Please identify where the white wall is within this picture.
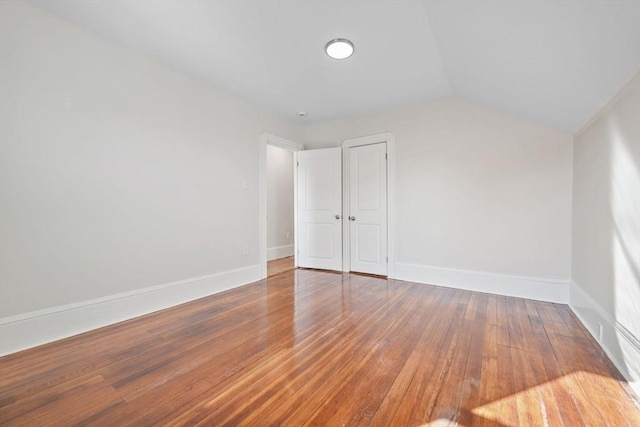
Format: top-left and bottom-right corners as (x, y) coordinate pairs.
(0, 1), (301, 353)
(266, 145), (294, 260)
(304, 98), (573, 301)
(571, 73), (640, 391)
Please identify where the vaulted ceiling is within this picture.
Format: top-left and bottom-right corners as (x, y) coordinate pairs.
(31, 0), (640, 132)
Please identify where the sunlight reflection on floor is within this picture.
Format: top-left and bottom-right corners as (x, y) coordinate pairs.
(420, 418), (460, 427)
(471, 370), (639, 426)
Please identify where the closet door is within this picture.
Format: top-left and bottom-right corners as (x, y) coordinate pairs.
(349, 143), (387, 275)
(297, 148), (342, 271)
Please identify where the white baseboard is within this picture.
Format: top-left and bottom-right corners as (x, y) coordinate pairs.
(0, 264), (262, 356)
(569, 281), (640, 397)
(393, 262), (570, 303)
(267, 244), (294, 261)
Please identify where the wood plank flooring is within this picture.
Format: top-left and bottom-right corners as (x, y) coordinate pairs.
(1, 269), (638, 426)
(267, 256), (295, 277)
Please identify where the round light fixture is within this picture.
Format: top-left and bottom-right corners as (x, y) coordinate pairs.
(325, 38), (354, 60)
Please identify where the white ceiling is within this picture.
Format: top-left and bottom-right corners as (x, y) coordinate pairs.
(424, 0), (640, 132)
(30, 0), (640, 132)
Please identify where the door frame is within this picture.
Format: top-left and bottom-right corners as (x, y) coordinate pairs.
(259, 132), (304, 279)
(342, 132), (396, 276)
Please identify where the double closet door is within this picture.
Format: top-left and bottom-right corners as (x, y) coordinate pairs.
(297, 143), (388, 276)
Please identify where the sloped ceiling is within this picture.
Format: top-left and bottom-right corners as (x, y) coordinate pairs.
(424, 0), (640, 132)
(29, 0), (640, 132)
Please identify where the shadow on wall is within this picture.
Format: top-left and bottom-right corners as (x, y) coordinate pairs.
(610, 106), (640, 384)
(571, 73), (640, 393)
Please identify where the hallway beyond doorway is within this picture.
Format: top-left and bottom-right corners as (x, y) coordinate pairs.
(267, 256), (295, 277)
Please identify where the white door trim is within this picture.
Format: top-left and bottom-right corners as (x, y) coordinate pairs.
(259, 132), (304, 279)
(342, 132), (395, 277)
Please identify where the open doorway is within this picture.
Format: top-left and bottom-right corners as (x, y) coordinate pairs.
(258, 133), (303, 279)
(266, 144), (295, 276)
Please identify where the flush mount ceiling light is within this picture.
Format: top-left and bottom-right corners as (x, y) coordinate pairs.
(325, 38), (354, 60)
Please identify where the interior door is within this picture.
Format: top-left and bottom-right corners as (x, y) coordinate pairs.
(297, 147), (342, 271)
(349, 143), (387, 275)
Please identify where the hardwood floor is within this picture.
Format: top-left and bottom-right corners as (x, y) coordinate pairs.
(267, 256), (295, 277)
(1, 269), (638, 426)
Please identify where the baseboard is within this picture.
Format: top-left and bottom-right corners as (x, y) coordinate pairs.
(267, 244), (294, 261)
(393, 262), (570, 303)
(569, 281), (640, 397)
(0, 264), (262, 356)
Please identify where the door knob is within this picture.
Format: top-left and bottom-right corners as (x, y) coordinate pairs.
(349, 216), (356, 221)
(335, 214), (341, 219)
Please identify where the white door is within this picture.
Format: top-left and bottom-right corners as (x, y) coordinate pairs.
(297, 147), (342, 271)
(349, 143), (387, 275)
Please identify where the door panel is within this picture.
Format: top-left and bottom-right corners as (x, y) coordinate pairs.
(297, 148), (342, 271)
(349, 143), (387, 275)
(306, 223), (334, 259)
